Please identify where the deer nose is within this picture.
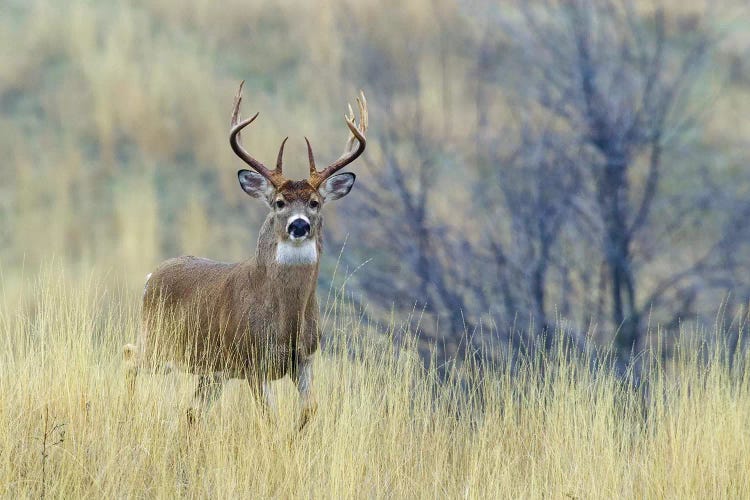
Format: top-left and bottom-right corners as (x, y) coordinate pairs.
(288, 218), (311, 238)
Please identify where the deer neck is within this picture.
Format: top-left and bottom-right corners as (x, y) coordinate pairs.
(250, 216), (321, 335)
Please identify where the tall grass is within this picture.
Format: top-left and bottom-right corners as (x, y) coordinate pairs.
(0, 271), (748, 497)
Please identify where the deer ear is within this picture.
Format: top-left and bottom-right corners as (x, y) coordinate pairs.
(238, 170), (274, 200)
(320, 173), (356, 201)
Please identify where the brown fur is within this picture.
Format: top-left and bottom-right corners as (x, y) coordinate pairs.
(276, 180), (318, 202)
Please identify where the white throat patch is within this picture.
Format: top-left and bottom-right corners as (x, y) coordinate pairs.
(276, 240), (318, 266)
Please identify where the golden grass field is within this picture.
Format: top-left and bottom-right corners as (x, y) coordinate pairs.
(0, 272), (748, 498)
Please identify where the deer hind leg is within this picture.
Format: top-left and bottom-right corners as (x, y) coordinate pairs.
(124, 343), (140, 400)
(125, 273), (153, 399)
(187, 373), (224, 425)
(123, 342), (176, 396)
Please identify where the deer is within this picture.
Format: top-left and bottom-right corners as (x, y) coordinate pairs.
(123, 81), (367, 430)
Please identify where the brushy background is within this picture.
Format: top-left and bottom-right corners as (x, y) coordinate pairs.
(2, 0), (750, 496)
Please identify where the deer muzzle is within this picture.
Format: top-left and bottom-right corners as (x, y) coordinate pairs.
(288, 216), (311, 240)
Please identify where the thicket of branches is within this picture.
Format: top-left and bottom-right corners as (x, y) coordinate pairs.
(332, 0), (750, 362)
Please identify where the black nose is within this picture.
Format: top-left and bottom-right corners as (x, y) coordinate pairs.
(288, 218), (311, 238)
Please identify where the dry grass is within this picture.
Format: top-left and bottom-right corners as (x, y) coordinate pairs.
(0, 271), (748, 498)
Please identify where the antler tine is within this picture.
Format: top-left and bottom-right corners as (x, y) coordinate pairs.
(305, 137), (316, 177)
(308, 90), (368, 188)
(229, 81), (286, 187)
(276, 137), (288, 173)
(230, 80), (245, 129)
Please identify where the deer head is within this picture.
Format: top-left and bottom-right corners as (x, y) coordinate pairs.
(230, 82), (367, 263)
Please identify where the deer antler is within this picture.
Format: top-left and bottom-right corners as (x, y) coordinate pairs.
(230, 81), (288, 187)
(307, 91), (368, 188)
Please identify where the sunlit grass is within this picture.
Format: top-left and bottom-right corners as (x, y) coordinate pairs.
(0, 272), (748, 497)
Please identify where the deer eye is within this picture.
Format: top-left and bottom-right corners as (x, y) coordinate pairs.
(309, 200), (319, 209)
(275, 200), (285, 209)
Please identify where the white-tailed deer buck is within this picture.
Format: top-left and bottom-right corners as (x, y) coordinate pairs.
(124, 82), (367, 430)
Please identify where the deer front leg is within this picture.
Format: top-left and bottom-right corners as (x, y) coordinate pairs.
(294, 356), (317, 431)
(187, 373), (224, 425)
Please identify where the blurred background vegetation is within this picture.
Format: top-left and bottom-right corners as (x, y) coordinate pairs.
(2, 0), (749, 365)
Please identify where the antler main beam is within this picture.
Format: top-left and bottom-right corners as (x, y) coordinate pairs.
(307, 91), (368, 188)
(229, 81), (288, 187)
